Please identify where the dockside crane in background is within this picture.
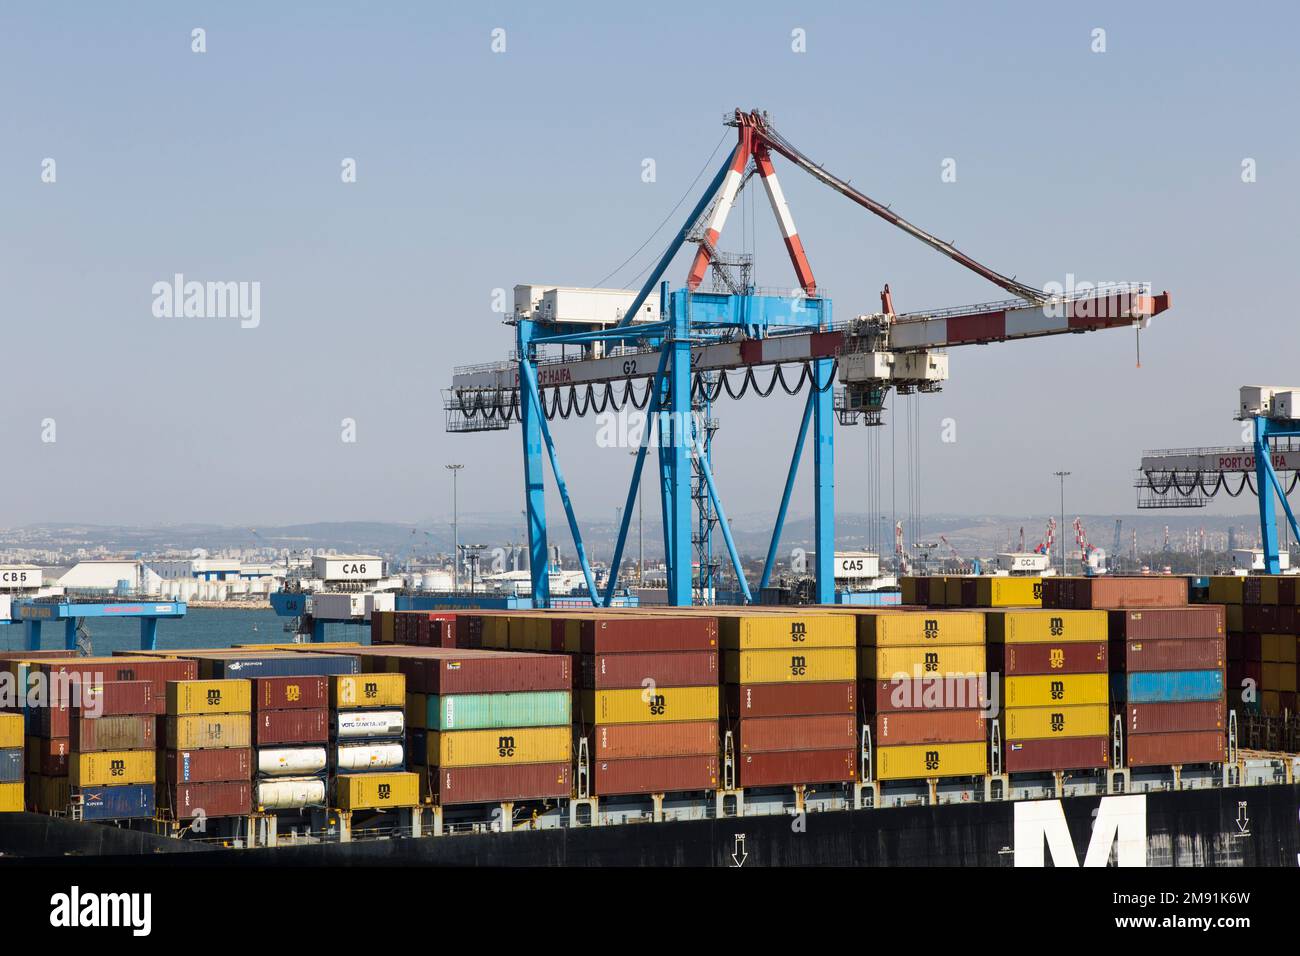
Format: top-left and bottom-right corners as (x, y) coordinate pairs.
(446, 109), (1172, 607)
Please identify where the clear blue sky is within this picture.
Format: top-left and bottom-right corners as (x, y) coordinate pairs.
(2, 1), (1296, 529)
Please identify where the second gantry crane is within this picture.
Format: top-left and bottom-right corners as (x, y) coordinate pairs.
(446, 109), (1172, 608)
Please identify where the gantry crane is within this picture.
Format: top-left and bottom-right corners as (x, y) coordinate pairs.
(446, 109), (1172, 607)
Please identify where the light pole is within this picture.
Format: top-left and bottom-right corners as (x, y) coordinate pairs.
(446, 464), (464, 591)
(1053, 471), (1070, 575)
(629, 450), (644, 587)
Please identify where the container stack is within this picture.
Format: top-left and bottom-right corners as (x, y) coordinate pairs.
(579, 614), (719, 797)
(1204, 576), (1299, 719)
(253, 676), (329, 813)
(332, 673), (407, 776)
(860, 611), (988, 781)
(0, 713), (22, 813)
(1109, 606), (1228, 766)
(725, 611), (857, 789)
(66, 680), (158, 821)
(163, 679), (254, 822)
(986, 610), (1110, 772)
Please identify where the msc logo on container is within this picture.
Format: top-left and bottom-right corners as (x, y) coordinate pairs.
(1049, 648), (1065, 669)
(924, 750), (940, 771)
(377, 783), (391, 800)
(1049, 617), (1064, 637)
(1015, 794), (1146, 867)
(1050, 680), (1064, 701)
(363, 682), (378, 699)
(206, 689), (222, 707)
(109, 759), (126, 777)
(1050, 712), (1065, 733)
(497, 735), (516, 758)
(790, 622), (806, 642)
(923, 619), (939, 640)
(923, 652), (939, 673)
(789, 655), (807, 677)
(285, 684), (301, 702)
(1032, 582), (1044, 600)
(648, 693), (666, 716)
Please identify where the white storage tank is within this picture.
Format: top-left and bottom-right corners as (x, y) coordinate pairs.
(256, 777), (327, 810)
(335, 742), (405, 772)
(335, 710), (405, 738)
(258, 747), (328, 777)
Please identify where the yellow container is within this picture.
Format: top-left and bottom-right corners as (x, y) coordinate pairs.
(985, 610), (1108, 644)
(166, 679), (251, 715)
(70, 750), (156, 787)
(719, 613), (855, 649)
(1005, 673), (1109, 708)
(725, 647), (855, 684)
(943, 578), (964, 607)
(1208, 576), (1245, 605)
(901, 578), (920, 605)
(166, 714), (252, 749)
(336, 772), (420, 810)
(857, 610), (986, 647)
(406, 693), (428, 730)
(560, 618), (581, 653)
(33, 775), (70, 813)
(372, 612), (394, 644)
(482, 617), (508, 649)
(1262, 634), (1298, 664)
(1226, 604), (1244, 632)
(877, 742), (987, 780)
(1004, 704), (1109, 740)
(434, 726), (571, 767)
(333, 673), (405, 709)
(861, 644), (986, 680)
(0, 781), (22, 813)
(1261, 663), (1297, 692)
(584, 686), (719, 724)
(972, 577), (1043, 608)
(1260, 576), (1280, 605)
(0, 714), (21, 750)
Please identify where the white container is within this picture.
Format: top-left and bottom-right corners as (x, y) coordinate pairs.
(311, 592), (367, 620)
(335, 710), (405, 739)
(335, 742), (405, 772)
(256, 776), (327, 810)
(311, 555), (383, 582)
(537, 286), (658, 326)
(258, 747), (328, 777)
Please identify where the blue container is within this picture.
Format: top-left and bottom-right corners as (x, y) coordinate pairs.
(209, 654), (359, 679)
(78, 784), (155, 820)
(0, 748), (23, 783)
(1124, 670), (1224, 703)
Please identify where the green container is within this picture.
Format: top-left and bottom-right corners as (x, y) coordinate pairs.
(430, 691), (572, 731)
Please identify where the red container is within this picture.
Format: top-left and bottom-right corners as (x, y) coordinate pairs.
(725, 681), (856, 718)
(592, 754), (719, 796)
(454, 614), (491, 649)
(253, 676), (328, 711)
(1125, 730), (1225, 766)
(994, 642), (1108, 676)
(70, 714), (155, 751)
(170, 781), (252, 818)
(583, 651), (718, 689)
(1004, 736), (1108, 772)
(163, 748), (253, 784)
(436, 762), (571, 805)
(255, 708), (328, 746)
(869, 676), (991, 713)
(1227, 661), (1261, 689)
(738, 748), (856, 787)
(1242, 605), (1281, 633)
(1043, 576), (1188, 610)
(1126, 700), (1225, 734)
(1242, 577), (1262, 605)
(1107, 607), (1225, 640)
(1112, 637), (1226, 672)
(737, 714), (857, 752)
(875, 709), (985, 745)
(37, 680), (155, 737)
(418, 653), (572, 695)
(1228, 633), (1262, 661)
(411, 613), (457, 648)
(31, 737), (70, 776)
(38, 659), (198, 714)
(579, 617), (718, 655)
(591, 721), (718, 759)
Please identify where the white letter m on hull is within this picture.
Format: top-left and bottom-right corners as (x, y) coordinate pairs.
(1014, 794), (1146, 867)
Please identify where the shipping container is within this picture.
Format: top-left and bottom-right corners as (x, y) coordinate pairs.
(434, 691), (571, 731)
(725, 681), (856, 718)
(860, 645), (985, 680)
(70, 750), (155, 787)
(253, 676), (328, 711)
(593, 754), (719, 795)
(856, 610), (986, 646)
(869, 676), (991, 713)
(38, 658), (198, 714)
(737, 714), (857, 752)
(590, 721), (718, 759)
(0, 748), (22, 783)
(964, 576), (1043, 608)
(876, 741), (986, 780)
(31, 774), (70, 813)
(257, 776), (327, 809)
(583, 686), (718, 725)
(70, 714), (154, 751)
(1262, 662), (1297, 692)
(582, 651), (718, 690)
(335, 771), (419, 809)
(1043, 576), (1188, 609)
(38, 681), (154, 737)
(1005, 673), (1108, 708)
(256, 708), (328, 746)
(335, 710), (405, 739)
(1126, 700), (1225, 734)
(1262, 633), (1299, 663)
(739, 747), (857, 787)
(875, 709), (985, 745)
(1125, 730), (1226, 766)
(726, 647), (855, 684)
(433, 726), (571, 767)
(1003, 704), (1110, 739)
(166, 714), (253, 749)
(992, 641), (1108, 675)
(1207, 576), (1245, 605)
(333, 673), (406, 709)
(580, 616), (717, 655)
(984, 610), (1109, 644)
(1228, 632), (1261, 661)
(0, 714), (21, 749)
(1003, 736), (1108, 773)
(257, 746), (328, 777)
(163, 747), (251, 784)
(418, 653), (572, 695)
(171, 780), (253, 818)
(335, 742), (405, 772)
(27, 735), (69, 776)
(436, 762), (571, 805)
(77, 783), (154, 820)
(166, 679), (251, 716)
(718, 614), (855, 650)
(1120, 670), (1224, 703)
(1112, 638), (1226, 672)
(1107, 607), (1225, 640)
(203, 654), (359, 680)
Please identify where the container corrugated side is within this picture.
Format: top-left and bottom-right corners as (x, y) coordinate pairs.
(70, 715), (155, 751)
(593, 755), (719, 795)
(1262, 633), (1299, 663)
(972, 576), (1043, 607)
(856, 610), (986, 646)
(726, 647), (855, 684)
(171, 780), (253, 818)
(992, 641), (1108, 675)
(70, 750), (155, 787)
(737, 714), (857, 752)
(739, 748), (857, 787)
(1120, 670), (1224, 703)
(1004, 673), (1108, 708)
(436, 762), (571, 805)
(166, 714), (253, 749)
(207, 655), (360, 680)
(591, 721), (717, 759)
(0, 748), (22, 783)
(1112, 637), (1226, 672)
(875, 709), (985, 745)
(1126, 700), (1225, 734)
(876, 742), (986, 780)
(433, 726), (571, 767)
(0, 781), (21, 812)
(580, 617), (717, 654)
(868, 676), (990, 713)
(584, 686), (718, 724)
(1126, 730), (1225, 766)
(583, 651), (718, 689)
(1207, 576), (1245, 605)
(0, 714), (22, 750)
(435, 691), (571, 730)
(254, 676), (328, 711)
(860, 645), (985, 680)
(1003, 704), (1110, 739)
(718, 613), (855, 650)
(77, 783), (155, 820)
(984, 610), (1108, 643)
(256, 708), (328, 746)
(166, 679), (251, 715)
(336, 772), (419, 809)
(725, 681), (856, 718)
(1003, 737), (1108, 772)
(332, 673), (406, 709)
(1107, 607), (1225, 640)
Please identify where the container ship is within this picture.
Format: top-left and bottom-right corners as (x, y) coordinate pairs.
(2, 575), (1298, 867)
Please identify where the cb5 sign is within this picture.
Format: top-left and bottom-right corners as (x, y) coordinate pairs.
(1014, 794), (1147, 867)
(0, 568), (40, 588)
